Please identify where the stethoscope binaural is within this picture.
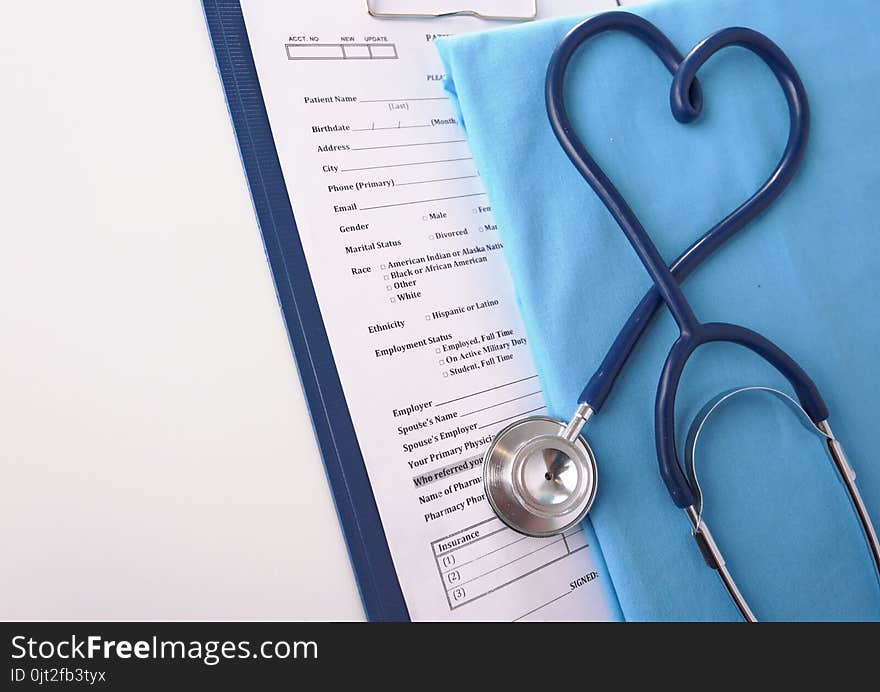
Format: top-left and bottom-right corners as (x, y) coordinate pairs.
(482, 11), (880, 620)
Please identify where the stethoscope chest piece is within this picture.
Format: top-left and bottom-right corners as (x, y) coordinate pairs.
(483, 416), (598, 537)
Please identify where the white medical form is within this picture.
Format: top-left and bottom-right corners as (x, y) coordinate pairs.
(240, 0), (621, 620)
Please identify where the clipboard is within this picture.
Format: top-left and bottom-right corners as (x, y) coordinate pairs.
(202, 0), (409, 621)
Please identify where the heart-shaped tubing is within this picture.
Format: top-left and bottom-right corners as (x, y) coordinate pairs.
(545, 12), (828, 507)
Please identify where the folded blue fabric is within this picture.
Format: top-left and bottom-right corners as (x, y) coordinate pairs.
(437, 0), (880, 620)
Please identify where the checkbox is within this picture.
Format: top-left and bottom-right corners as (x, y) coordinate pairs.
(390, 297), (396, 303)
(435, 348), (441, 353)
(425, 315), (431, 321)
(442, 371), (448, 377)
(386, 285), (392, 291)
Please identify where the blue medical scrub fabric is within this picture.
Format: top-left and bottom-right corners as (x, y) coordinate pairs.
(437, 0), (880, 620)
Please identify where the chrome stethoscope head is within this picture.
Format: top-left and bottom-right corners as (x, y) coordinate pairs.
(483, 404), (597, 537)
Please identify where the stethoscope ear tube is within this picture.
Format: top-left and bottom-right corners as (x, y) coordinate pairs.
(684, 386), (827, 520)
(683, 386), (880, 621)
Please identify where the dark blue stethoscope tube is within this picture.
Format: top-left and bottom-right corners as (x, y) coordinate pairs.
(545, 12), (828, 507)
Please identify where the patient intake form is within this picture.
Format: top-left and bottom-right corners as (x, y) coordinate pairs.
(240, 0), (619, 620)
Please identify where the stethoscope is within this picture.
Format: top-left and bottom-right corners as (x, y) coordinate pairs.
(482, 12), (880, 621)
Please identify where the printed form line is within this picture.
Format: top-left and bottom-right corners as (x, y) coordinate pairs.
(438, 535), (530, 574)
(360, 97), (449, 103)
(435, 375), (540, 407)
(514, 591), (573, 622)
(478, 406), (547, 430)
(341, 157), (472, 172)
(454, 537), (567, 589)
(360, 192), (485, 211)
(459, 391), (543, 418)
(435, 526), (510, 559)
(397, 174), (479, 187)
(350, 124), (432, 132)
(446, 548), (587, 611)
(351, 139), (466, 151)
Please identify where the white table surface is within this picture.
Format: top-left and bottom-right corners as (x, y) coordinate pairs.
(0, 1), (364, 620)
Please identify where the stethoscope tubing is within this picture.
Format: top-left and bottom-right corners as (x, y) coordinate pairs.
(545, 12), (827, 507)
(546, 13), (813, 415)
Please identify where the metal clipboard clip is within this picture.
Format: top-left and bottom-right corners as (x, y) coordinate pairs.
(365, 0), (538, 21)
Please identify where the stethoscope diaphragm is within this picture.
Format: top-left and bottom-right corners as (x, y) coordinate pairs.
(483, 416), (597, 537)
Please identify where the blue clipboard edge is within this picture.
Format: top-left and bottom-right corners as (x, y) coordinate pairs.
(202, 0), (410, 622)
